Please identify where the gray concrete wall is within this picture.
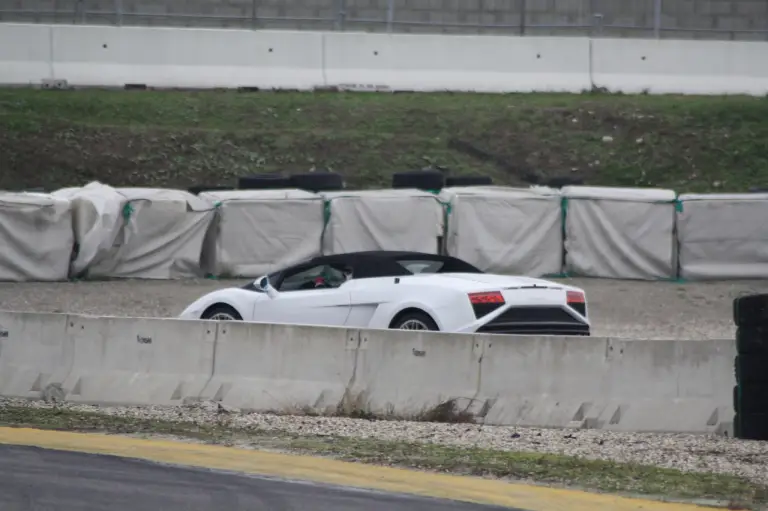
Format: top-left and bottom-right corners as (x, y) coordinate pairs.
(0, 0), (766, 40)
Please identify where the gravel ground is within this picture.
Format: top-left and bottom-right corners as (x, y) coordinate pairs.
(0, 277), (765, 339)
(3, 398), (768, 487)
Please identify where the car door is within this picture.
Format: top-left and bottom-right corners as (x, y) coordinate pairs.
(250, 264), (352, 327)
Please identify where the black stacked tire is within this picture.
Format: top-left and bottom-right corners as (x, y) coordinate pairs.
(238, 174), (291, 190)
(392, 170), (445, 191)
(733, 293), (768, 440)
(736, 326), (768, 355)
(445, 175), (493, 187)
(288, 171), (344, 192)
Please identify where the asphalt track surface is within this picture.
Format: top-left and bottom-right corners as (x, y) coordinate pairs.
(0, 444), (518, 511)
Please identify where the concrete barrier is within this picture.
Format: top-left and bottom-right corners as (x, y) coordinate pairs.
(0, 24), (52, 86)
(48, 24), (324, 89)
(322, 32), (591, 93)
(591, 38), (768, 95)
(0, 311), (216, 405)
(0, 310), (737, 434)
(479, 336), (735, 435)
(0, 311), (73, 401)
(2, 23), (766, 95)
(198, 321), (356, 412)
(349, 328), (486, 417)
(62, 315), (217, 406)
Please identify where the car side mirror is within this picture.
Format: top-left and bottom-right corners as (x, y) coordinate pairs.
(256, 276), (279, 299)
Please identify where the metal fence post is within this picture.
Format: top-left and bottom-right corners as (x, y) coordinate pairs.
(653, 0), (662, 38)
(386, 0), (395, 33)
(335, 0), (346, 31)
(114, 0), (123, 26)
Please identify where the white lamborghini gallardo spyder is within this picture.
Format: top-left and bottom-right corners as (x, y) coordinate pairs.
(179, 251), (590, 336)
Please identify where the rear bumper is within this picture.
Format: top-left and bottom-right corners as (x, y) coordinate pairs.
(472, 305), (590, 336)
(475, 323), (591, 336)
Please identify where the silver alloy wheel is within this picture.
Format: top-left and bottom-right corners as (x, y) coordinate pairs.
(210, 312), (236, 321)
(399, 319), (430, 330)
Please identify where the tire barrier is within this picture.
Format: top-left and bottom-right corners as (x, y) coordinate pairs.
(733, 293), (768, 440)
(445, 175), (494, 187)
(288, 171), (345, 193)
(392, 170), (445, 191)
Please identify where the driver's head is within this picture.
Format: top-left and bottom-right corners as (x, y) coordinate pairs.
(342, 265), (353, 281)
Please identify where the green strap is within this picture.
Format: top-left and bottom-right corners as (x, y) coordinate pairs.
(122, 202), (134, 220)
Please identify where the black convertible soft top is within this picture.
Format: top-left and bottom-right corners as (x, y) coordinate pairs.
(294, 251), (484, 279)
(242, 251), (484, 291)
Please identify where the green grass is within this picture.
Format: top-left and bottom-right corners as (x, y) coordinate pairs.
(1, 405), (766, 509)
(1, 88), (767, 192)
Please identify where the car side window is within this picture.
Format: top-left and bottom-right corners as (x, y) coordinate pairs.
(277, 264), (346, 292)
(397, 259), (444, 274)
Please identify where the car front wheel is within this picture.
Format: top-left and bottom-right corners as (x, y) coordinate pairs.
(201, 304), (243, 321)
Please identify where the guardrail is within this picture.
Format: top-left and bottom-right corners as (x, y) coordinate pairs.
(2, 183), (768, 282)
(0, 309), (736, 435)
(1, 23), (767, 95)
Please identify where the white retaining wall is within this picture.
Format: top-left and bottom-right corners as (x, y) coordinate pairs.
(1, 23), (766, 95)
(0, 310), (736, 435)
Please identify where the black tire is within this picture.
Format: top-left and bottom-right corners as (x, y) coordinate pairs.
(390, 311), (439, 331)
(734, 294), (768, 327)
(736, 326), (768, 355)
(735, 355), (768, 384)
(188, 185), (234, 195)
(201, 304), (243, 321)
(736, 412), (768, 440)
(238, 174), (291, 190)
(735, 383), (768, 414)
(288, 171), (344, 192)
(392, 170), (445, 191)
(446, 175), (494, 187)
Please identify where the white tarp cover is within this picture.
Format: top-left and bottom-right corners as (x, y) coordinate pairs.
(86, 188), (217, 279)
(0, 192), (74, 282)
(198, 189), (324, 277)
(51, 181), (124, 277)
(678, 193), (768, 280)
(439, 186), (563, 276)
(562, 186), (677, 280)
(321, 189), (444, 255)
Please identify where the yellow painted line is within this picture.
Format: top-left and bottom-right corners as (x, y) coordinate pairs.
(0, 427), (710, 511)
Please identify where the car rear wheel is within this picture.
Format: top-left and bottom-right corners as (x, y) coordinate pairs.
(202, 304), (242, 321)
(391, 311), (439, 331)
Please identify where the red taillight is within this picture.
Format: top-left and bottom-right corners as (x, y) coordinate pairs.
(566, 291), (585, 304)
(469, 291), (505, 304)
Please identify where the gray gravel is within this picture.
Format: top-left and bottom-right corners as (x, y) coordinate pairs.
(3, 398), (768, 487)
(0, 277), (765, 339)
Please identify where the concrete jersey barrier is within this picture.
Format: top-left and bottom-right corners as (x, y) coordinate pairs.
(0, 310), (736, 435)
(1, 23), (766, 95)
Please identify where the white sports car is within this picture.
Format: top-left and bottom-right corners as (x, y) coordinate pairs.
(179, 251), (590, 336)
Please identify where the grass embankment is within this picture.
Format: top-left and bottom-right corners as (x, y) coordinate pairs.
(1, 405), (765, 509)
(0, 89), (767, 192)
